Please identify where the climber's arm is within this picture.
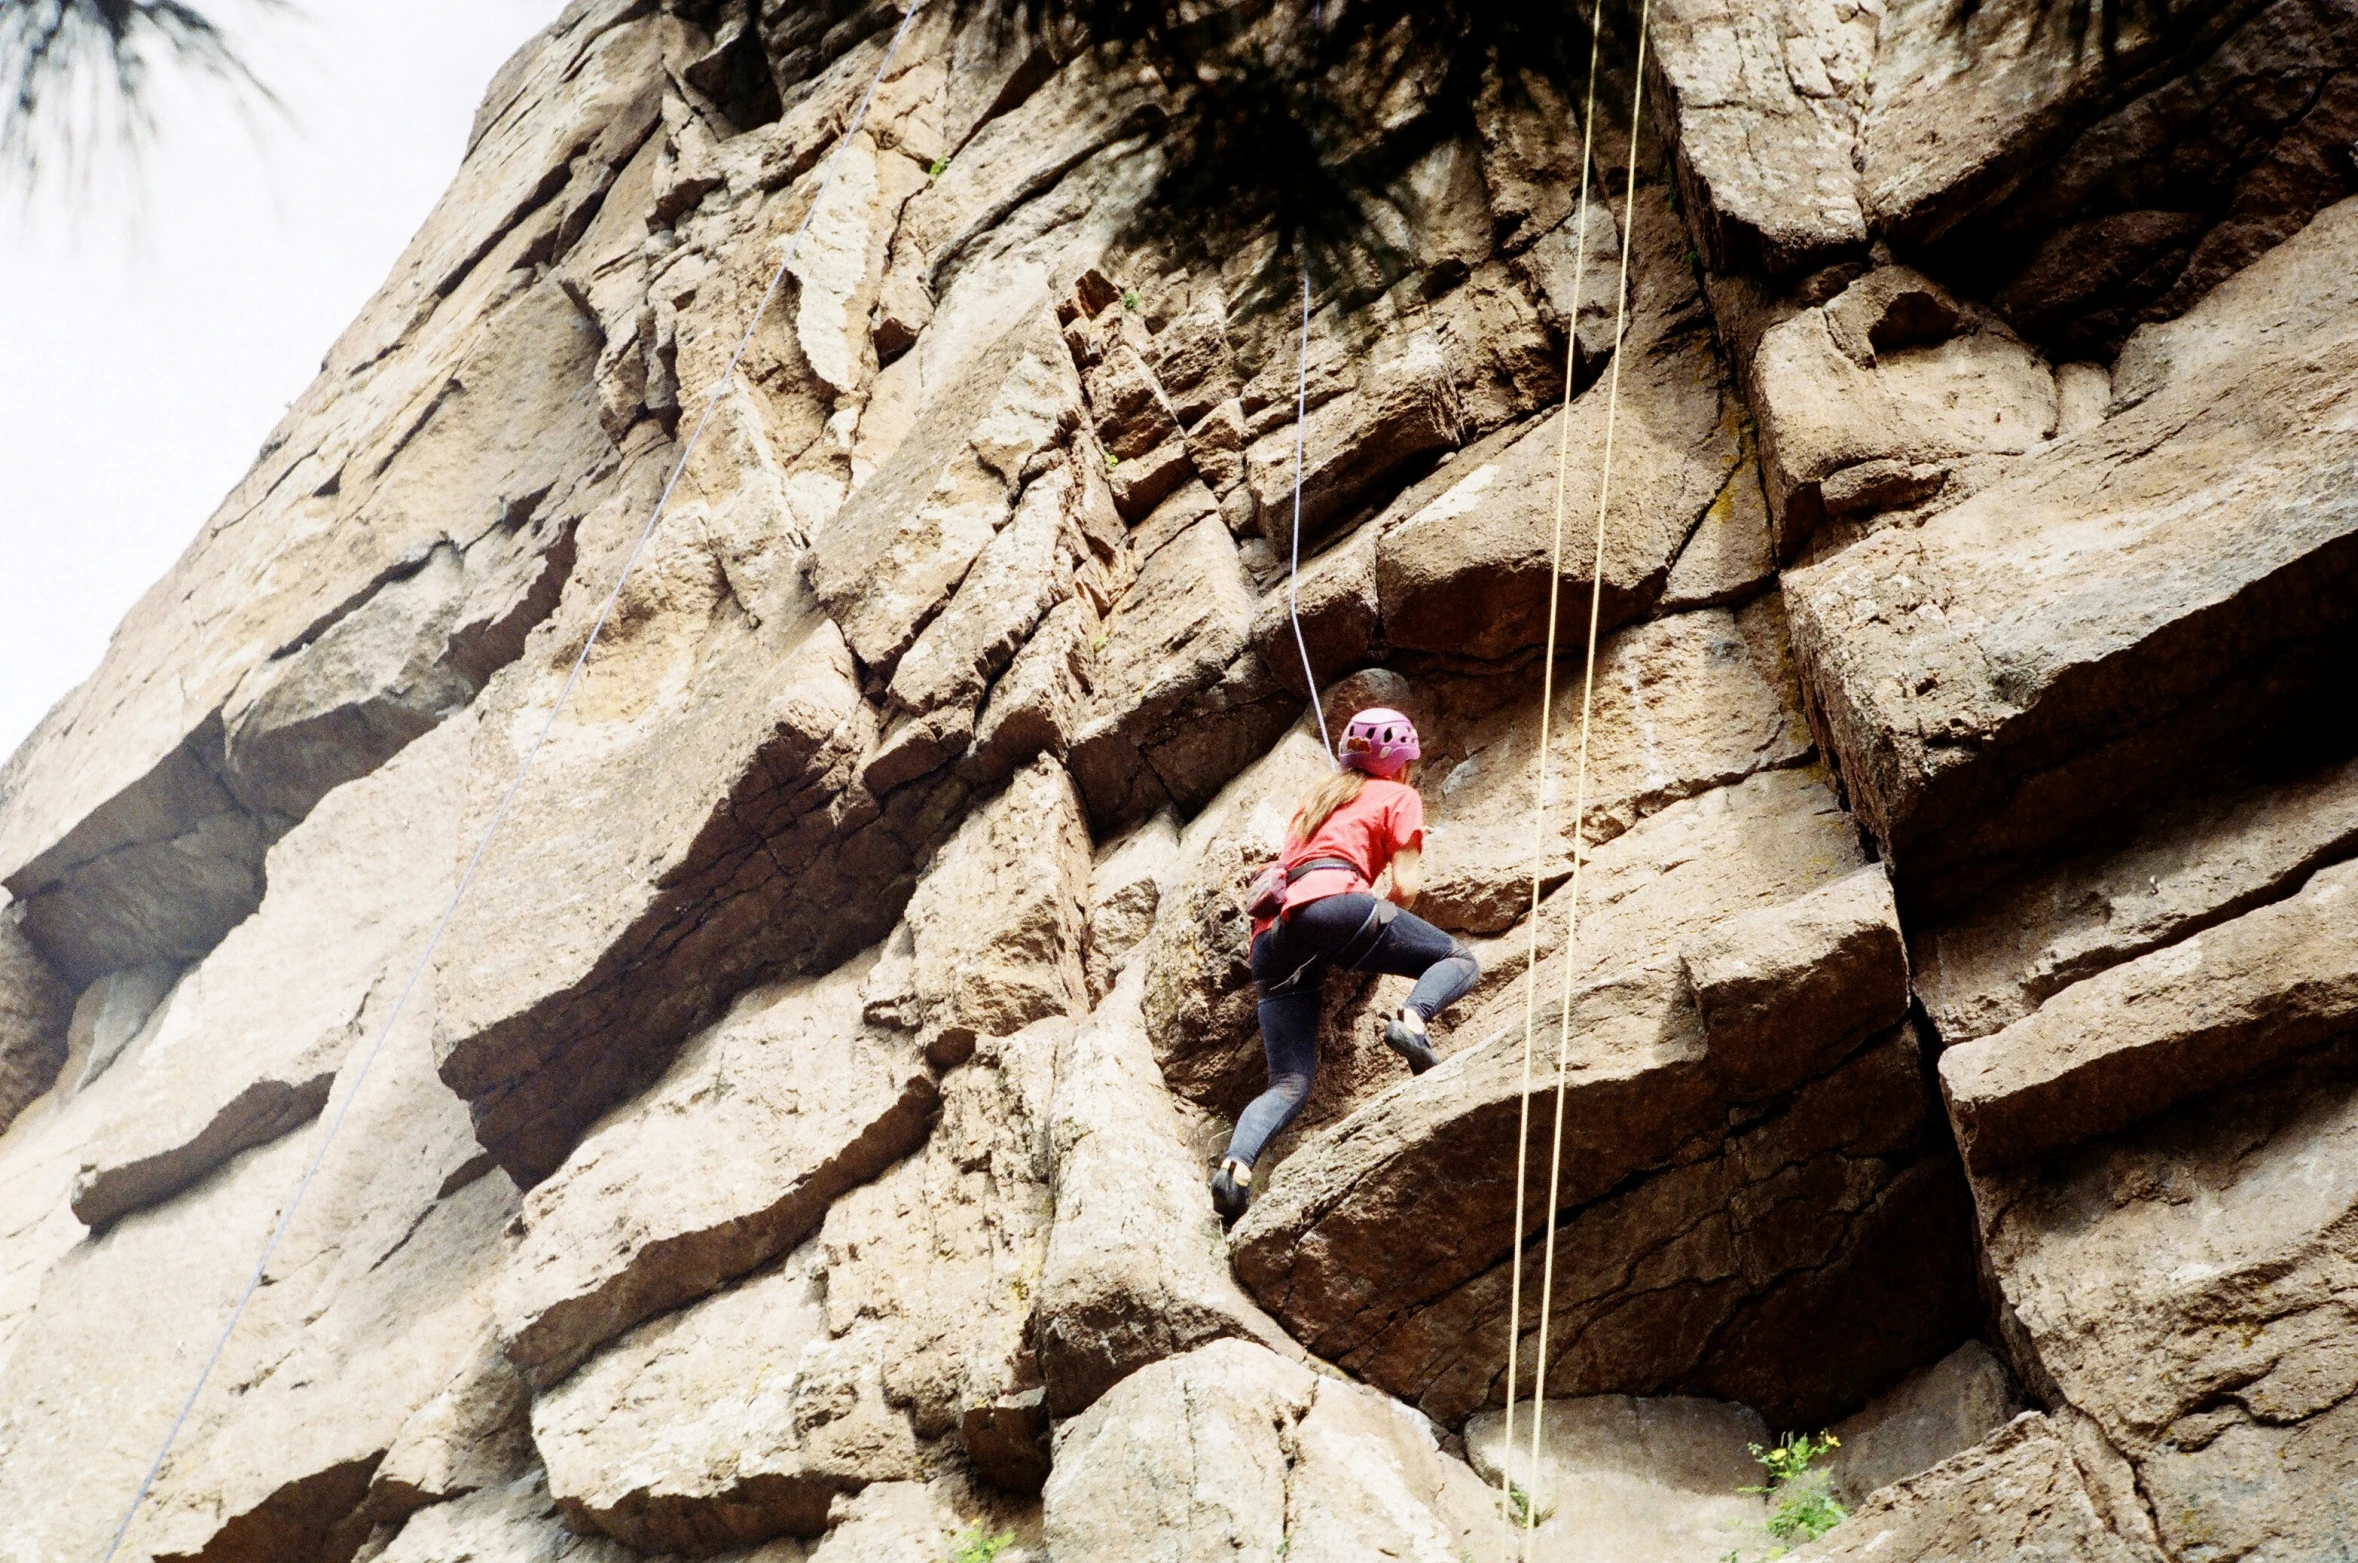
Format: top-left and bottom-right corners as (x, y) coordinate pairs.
(1388, 847), (1422, 909)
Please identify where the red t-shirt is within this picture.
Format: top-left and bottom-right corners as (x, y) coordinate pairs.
(1256, 779), (1425, 936)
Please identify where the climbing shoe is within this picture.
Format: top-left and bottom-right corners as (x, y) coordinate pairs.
(1210, 1158), (1253, 1227)
(1383, 1008), (1439, 1075)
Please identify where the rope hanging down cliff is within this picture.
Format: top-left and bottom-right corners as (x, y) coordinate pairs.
(1286, 1), (1333, 759)
(94, 12), (927, 1560)
(1497, 4), (1652, 1551)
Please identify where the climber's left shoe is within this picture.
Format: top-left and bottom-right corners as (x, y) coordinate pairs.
(1210, 1158), (1253, 1227)
(1383, 1008), (1439, 1075)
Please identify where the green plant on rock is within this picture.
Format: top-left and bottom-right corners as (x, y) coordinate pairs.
(948, 1522), (1017, 1563)
(1503, 1480), (1553, 1531)
(929, 155), (950, 177)
(1120, 286), (1141, 312)
(1724, 1432), (1847, 1560)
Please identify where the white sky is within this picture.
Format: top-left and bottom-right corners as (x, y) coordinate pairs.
(0, 0), (569, 761)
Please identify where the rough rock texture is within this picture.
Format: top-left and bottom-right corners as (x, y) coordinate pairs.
(498, 952), (937, 1387)
(1969, 1051), (2358, 1560)
(533, 1237), (921, 1552)
(1462, 1395), (1766, 1563)
(1039, 969), (1298, 1417)
(0, 910), (69, 1136)
(2, 2), (2353, 1559)
(1823, 1339), (2024, 1508)
(1912, 751), (2358, 1045)
(1941, 858), (2358, 1172)
(1790, 1413), (2160, 1561)
(70, 711), (476, 1230)
(1042, 1339), (1510, 1563)
(1784, 193), (2358, 912)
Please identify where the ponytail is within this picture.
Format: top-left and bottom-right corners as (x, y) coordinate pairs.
(1288, 770), (1367, 845)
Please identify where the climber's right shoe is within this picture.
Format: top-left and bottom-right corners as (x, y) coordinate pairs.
(1210, 1157), (1253, 1227)
(1384, 1008), (1439, 1074)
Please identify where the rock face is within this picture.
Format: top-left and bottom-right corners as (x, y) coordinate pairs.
(1462, 1394), (1767, 1563)
(1042, 1339), (1510, 1563)
(0, 1), (2352, 1560)
(0, 910), (69, 1136)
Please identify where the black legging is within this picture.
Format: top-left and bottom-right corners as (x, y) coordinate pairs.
(1223, 893), (1480, 1168)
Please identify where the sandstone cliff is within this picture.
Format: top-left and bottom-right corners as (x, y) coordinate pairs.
(0, 0), (2352, 1559)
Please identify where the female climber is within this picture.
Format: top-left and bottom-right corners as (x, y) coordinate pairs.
(1211, 706), (1480, 1224)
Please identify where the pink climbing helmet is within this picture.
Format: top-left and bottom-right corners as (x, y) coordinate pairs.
(1338, 707), (1420, 778)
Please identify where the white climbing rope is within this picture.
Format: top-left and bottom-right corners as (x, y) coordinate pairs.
(1499, 5), (1652, 1554)
(1288, 259), (1333, 757)
(93, 9), (926, 1559)
(1287, 4), (1333, 759)
(1498, 0), (1609, 1539)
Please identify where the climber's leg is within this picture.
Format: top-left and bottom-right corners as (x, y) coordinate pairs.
(1349, 904), (1480, 1018)
(1225, 984), (1321, 1170)
(1346, 905), (1478, 1074)
(1212, 917), (1334, 1223)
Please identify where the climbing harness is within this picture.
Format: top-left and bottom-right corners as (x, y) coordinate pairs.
(1497, 2), (1652, 1553)
(93, 10), (927, 1560)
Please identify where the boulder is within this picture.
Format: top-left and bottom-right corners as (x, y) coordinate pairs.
(1066, 514), (1297, 832)
(533, 1238), (921, 1552)
(885, 465), (1080, 735)
(1082, 809), (1179, 1000)
(817, 1021), (1059, 1489)
(898, 758), (1092, 1066)
(1788, 1414), (2159, 1561)
(1940, 858), (2358, 1172)
(1041, 1338), (1510, 1563)
(1658, 450), (1773, 611)
(1783, 195), (2358, 911)
(971, 596), (1096, 781)
(1750, 268), (2057, 554)
(1248, 524), (1381, 699)
(1230, 770), (1977, 1426)
(1462, 1394), (1766, 1562)
(1682, 865), (1909, 1097)
(0, 910), (69, 1136)
(1037, 968), (1299, 1417)
(430, 540), (917, 1186)
(70, 712), (474, 1230)
(1646, 0), (1874, 276)
(807, 311), (1079, 676)
(1823, 1340), (2023, 1508)
(497, 951), (937, 1388)
(1243, 333), (1464, 552)
(1970, 1048), (2358, 1558)
(1374, 190), (1739, 660)
(781, 130), (927, 402)
(807, 1481), (970, 1563)
(1875, 0), (2358, 358)
(369, 1472), (642, 1563)
(64, 959), (180, 1094)
(1913, 752), (2358, 1045)
(1858, 0), (2246, 248)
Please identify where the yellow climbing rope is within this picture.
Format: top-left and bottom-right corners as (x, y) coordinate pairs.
(1498, 2), (1652, 1551)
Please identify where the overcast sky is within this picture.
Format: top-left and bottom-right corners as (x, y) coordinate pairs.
(0, 0), (568, 761)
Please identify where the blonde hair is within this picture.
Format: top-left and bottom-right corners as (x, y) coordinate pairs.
(1288, 770), (1367, 845)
